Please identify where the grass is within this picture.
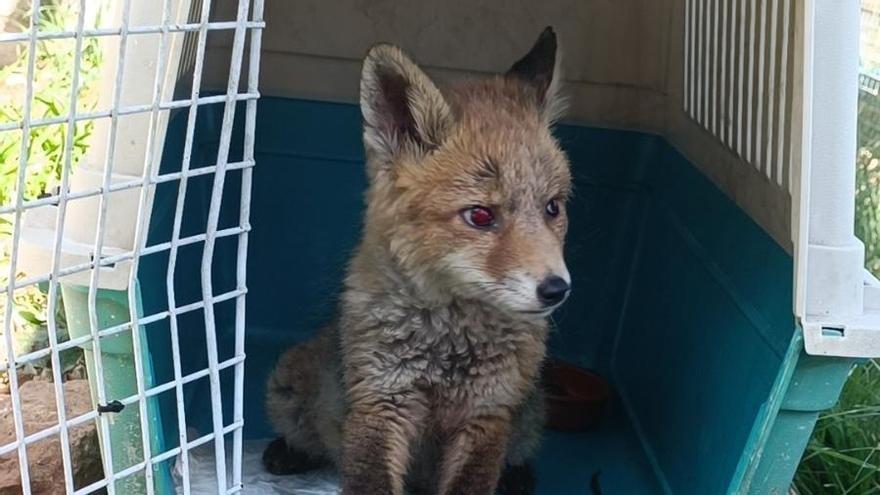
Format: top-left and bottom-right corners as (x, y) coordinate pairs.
(796, 361), (880, 494)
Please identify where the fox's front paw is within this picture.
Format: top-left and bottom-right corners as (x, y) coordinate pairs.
(496, 463), (536, 495)
(262, 437), (328, 475)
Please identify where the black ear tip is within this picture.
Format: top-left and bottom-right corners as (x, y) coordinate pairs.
(531, 27), (557, 58)
(539, 26), (557, 46)
(507, 25), (558, 90)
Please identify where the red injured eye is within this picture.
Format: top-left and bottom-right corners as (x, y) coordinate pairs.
(462, 206), (495, 229)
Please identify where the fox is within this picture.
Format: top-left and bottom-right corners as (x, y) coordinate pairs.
(262, 27), (572, 495)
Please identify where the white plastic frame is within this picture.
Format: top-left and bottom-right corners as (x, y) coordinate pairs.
(795, 0), (880, 358)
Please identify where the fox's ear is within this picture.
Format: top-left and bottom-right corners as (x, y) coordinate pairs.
(507, 26), (565, 122)
(360, 44), (453, 165)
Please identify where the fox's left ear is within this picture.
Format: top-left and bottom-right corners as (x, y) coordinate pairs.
(507, 26), (565, 122)
(360, 43), (453, 168)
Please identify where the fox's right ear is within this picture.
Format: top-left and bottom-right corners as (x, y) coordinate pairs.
(360, 44), (453, 168)
(507, 26), (565, 123)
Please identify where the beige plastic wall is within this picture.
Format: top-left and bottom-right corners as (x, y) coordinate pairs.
(198, 0), (796, 252)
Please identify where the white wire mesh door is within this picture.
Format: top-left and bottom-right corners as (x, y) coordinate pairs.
(0, 0), (263, 493)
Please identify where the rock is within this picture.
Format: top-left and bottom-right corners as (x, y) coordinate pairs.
(0, 379), (103, 494)
(64, 360), (87, 381)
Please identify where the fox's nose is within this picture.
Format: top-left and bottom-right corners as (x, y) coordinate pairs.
(536, 276), (570, 306)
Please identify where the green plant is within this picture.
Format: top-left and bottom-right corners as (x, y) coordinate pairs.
(856, 148), (880, 276)
(0, 0), (103, 210)
(795, 361), (880, 494)
(0, 0), (103, 380)
(0, 268), (78, 377)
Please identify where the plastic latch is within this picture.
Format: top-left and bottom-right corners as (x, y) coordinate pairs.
(803, 317), (880, 358)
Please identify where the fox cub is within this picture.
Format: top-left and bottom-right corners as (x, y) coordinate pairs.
(263, 27), (572, 495)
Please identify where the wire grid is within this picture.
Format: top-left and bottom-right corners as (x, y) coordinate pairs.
(0, 0), (264, 493)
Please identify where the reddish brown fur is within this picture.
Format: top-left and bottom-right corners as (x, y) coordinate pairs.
(264, 27), (571, 495)
(396, 78), (570, 285)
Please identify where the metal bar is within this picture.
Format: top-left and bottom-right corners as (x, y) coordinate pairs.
(0, 355), (244, 456)
(0, 287), (248, 373)
(42, 0), (91, 491)
(0, 92), (259, 133)
(198, 0), (252, 488)
(232, 0), (264, 488)
(0, 20), (264, 43)
(3, 0), (263, 492)
(1, 1), (44, 491)
(162, 0), (220, 489)
(122, 0), (182, 486)
(3, 225), (249, 295)
(82, 0), (136, 492)
(0, 159), (255, 216)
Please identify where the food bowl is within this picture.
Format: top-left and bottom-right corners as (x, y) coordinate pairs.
(542, 360), (612, 431)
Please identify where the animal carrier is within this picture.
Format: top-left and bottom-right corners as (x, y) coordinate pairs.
(0, 0), (875, 494)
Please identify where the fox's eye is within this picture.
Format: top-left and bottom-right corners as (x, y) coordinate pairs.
(546, 199), (561, 218)
(462, 206), (495, 229)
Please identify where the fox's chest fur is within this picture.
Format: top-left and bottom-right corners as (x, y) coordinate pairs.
(340, 285), (547, 418)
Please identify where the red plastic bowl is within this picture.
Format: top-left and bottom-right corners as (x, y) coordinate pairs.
(543, 361), (611, 431)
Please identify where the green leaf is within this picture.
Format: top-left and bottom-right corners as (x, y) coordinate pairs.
(15, 310), (45, 326)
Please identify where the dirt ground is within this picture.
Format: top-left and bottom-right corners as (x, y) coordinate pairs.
(0, 379), (103, 494)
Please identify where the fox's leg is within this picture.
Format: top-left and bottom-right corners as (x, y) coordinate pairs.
(340, 394), (427, 495)
(438, 415), (511, 495)
(405, 438), (440, 495)
(263, 329), (338, 474)
(496, 385), (544, 495)
(262, 437), (329, 475)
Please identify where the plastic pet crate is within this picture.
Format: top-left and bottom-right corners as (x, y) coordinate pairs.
(167, 0), (872, 493)
(5, 0), (879, 494)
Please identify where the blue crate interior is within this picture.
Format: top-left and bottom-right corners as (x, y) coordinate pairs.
(138, 97), (795, 494)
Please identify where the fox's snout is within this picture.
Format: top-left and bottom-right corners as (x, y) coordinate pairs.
(503, 247), (571, 315)
(537, 274), (570, 307)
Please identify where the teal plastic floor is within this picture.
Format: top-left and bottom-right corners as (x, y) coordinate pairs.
(535, 400), (663, 494)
